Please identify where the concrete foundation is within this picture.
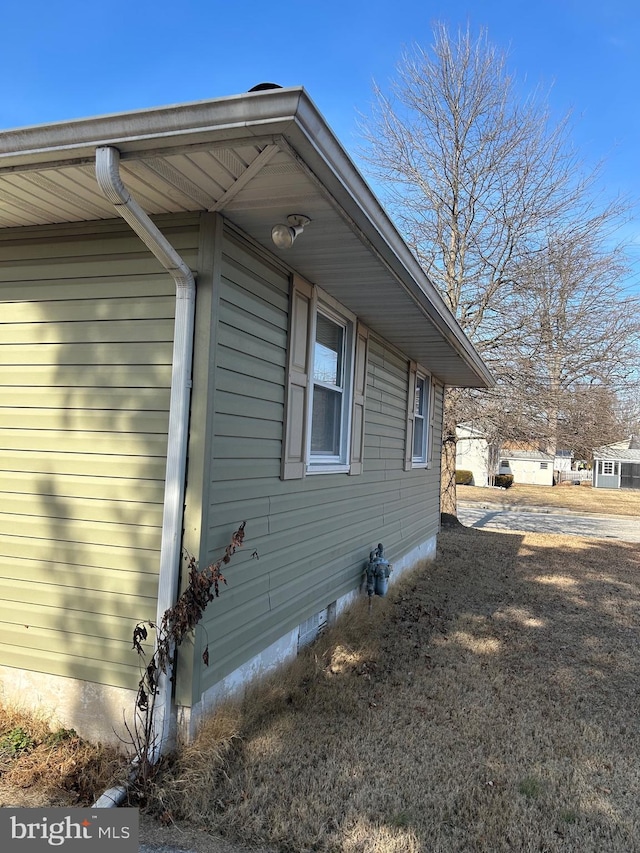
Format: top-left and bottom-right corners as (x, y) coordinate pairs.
(0, 665), (136, 747)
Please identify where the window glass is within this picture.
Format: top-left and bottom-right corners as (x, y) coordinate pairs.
(313, 314), (343, 385)
(413, 417), (426, 460)
(414, 378), (424, 418)
(311, 386), (342, 456)
(309, 308), (351, 467)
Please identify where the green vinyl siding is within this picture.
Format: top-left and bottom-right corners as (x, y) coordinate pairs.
(0, 214), (199, 690)
(186, 230), (444, 705)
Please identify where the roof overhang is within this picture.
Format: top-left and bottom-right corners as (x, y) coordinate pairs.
(0, 87), (493, 388)
(594, 446), (640, 462)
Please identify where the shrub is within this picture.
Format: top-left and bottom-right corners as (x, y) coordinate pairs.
(493, 474), (514, 488)
(455, 469), (473, 485)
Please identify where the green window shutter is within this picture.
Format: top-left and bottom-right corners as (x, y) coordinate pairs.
(404, 360), (417, 471)
(349, 322), (369, 476)
(281, 275), (313, 480)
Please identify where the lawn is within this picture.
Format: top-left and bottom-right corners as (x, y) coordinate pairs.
(144, 526), (640, 852)
(3, 526), (640, 853)
(457, 482), (640, 516)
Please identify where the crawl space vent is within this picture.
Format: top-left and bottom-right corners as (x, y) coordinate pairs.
(297, 607), (328, 651)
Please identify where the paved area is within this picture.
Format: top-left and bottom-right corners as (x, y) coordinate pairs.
(458, 502), (640, 542)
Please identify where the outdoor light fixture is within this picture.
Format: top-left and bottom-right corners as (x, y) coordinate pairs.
(271, 214), (311, 249)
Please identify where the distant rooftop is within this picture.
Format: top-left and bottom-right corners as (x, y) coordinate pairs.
(500, 450), (554, 461)
(594, 436), (640, 461)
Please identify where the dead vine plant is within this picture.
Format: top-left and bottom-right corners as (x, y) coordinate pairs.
(126, 522), (247, 792)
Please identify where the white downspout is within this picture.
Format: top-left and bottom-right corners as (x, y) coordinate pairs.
(95, 146), (195, 767)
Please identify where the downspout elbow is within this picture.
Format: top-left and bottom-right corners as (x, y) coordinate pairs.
(95, 146), (195, 293)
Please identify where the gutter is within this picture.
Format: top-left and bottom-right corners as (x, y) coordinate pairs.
(95, 146), (196, 786)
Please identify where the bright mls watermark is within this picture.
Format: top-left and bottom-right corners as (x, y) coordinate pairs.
(0, 808), (138, 851)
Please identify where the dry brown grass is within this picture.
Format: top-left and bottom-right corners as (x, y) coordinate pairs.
(0, 702), (127, 807)
(458, 482), (640, 516)
(144, 528), (640, 852)
(3, 527), (639, 851)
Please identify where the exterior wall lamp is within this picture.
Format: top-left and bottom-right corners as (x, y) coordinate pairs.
(271, 214), (311, 249)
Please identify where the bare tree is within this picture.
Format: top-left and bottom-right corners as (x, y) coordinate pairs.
(556, 384), (629, 462)
(360, 23), (635, 514)
(617, 384), (640, 438)
(504, 220), (639, 457)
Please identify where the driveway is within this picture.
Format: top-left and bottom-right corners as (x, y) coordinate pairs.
(457, 502), (640, 543)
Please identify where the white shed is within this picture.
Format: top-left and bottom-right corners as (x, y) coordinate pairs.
(498, 450), (554, 486)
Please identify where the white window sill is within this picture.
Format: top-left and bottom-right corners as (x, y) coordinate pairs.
(306, 464), (351, 475)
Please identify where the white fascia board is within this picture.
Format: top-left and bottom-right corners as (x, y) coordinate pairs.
(0, 88), (305, 167)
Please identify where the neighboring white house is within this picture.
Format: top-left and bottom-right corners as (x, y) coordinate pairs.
(456, 424), (490, 486)
(593, 437), (640, 490)
(499, 450), (554, 486)
(456, 428), (563, 488)
(553, 449), (573, 473)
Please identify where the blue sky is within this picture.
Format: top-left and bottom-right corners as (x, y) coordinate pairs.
(2, 0), (639, 289)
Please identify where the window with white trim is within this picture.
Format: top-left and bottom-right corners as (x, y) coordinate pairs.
(281, 276), (368, 480)
(412, 373), (429, 464)
(405, 362), (433, 470)
(309, 306), (353, 469)
(600, 460), (619, 476)
(540, 462), (548, 470)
